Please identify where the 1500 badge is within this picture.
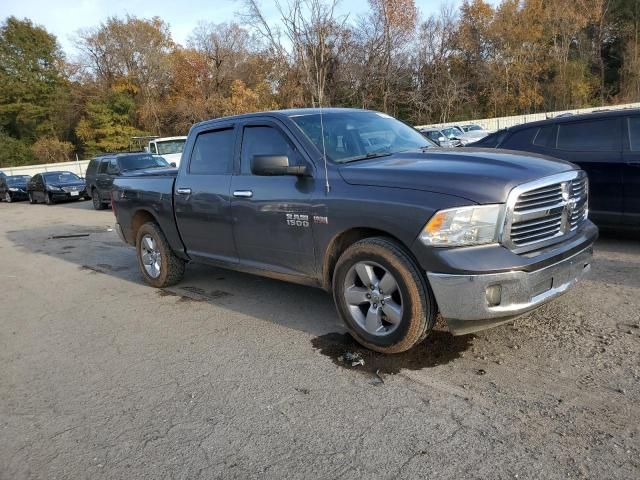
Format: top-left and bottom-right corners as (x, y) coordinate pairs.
(286, 213), (309, 227)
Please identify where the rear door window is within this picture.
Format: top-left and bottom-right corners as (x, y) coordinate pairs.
(628, 117), (640, 151)
(98, 160), (109, 174)
(189, 128), (235, 175)
(556, 118), (620, 151)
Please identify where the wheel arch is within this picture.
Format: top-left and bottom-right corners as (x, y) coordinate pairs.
(130, 208), (161, 244)
(322, 227), (417, 290)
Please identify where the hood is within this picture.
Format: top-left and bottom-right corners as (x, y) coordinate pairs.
(121, 167), (178, 177)
(338, 148), (576, 204)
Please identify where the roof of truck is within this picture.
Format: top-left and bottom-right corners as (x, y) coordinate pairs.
(193, 108), (382, 129)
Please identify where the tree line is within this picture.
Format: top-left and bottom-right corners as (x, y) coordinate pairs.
(0, 0), (638, 167)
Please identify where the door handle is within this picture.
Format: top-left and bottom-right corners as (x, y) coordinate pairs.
(176, 187), (192, 195)
(233, 190), (253, 198)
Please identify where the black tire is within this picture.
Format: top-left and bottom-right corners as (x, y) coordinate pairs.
(332, 237), (437, 354)
(135, 222), (185, 288)
(92, 188), (106, 210)
(45, 193), (54, 205)
(4, 192), (12, 203)
(28, 192), (37, 204)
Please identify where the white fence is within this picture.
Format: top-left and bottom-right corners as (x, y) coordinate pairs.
(0, 159), (91, 178)
(417, 102), (640, 131)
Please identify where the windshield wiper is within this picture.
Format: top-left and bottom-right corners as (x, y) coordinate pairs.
(341, 151), (393, 163)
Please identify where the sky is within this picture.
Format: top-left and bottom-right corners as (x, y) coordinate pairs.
(0, 0), (479, 57)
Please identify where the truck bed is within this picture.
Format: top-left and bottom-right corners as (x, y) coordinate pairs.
(112, 169), (185, 255)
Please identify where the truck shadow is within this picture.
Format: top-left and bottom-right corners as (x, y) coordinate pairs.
(5, 223), (474, 369)
(590, 231), (640, 289)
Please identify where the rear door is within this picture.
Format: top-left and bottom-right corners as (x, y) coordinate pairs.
(622, 116), (640, 226)
(174, 124), (238, 264)
(99, 157), (119, 198)
(34, 174), (46, 200)
(549, 117), (624, 225)
(230, 118), (316, 277)
(95, 158), (110, 197)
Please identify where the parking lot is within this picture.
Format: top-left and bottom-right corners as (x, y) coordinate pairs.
(0, 199), (638, 479)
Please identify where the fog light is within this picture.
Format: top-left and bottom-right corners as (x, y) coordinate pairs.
(485, 285), (502, 307)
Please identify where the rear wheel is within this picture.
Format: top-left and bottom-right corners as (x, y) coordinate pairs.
(135, 222), (185, 288)
(332, 237), (436, 354)
(4, 192), (11, 203)
(92, 189), (106, 210)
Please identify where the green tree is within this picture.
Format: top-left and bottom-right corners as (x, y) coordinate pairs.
(0, 17), (68, 142)
(75, 88), (148, 156)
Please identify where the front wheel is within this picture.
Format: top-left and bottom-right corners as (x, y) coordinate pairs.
(45, 193), (54, 205)
(4, 192), (11, 203)
(28, 192), (37, 204)
(332, 237), (437, 354)
(135, 222), (185, 288)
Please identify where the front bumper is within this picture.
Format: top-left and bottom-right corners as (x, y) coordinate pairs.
(428, 246), (593, 335)
(51, 190), (87, 200)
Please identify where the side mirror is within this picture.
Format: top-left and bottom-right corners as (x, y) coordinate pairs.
(170, 162), (177, 167)
(144, 146), (150, 153)
(438, 136), (446, 142)
(251, 155), (308, 176)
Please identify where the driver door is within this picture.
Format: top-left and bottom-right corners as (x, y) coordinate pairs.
(230, 119), (317, 278)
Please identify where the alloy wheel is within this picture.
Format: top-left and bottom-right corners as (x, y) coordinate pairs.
(140, 234), (162, 279)
(343, 261), (404, 336)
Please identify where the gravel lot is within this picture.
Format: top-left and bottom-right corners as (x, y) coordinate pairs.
(1, 199), (638, 480)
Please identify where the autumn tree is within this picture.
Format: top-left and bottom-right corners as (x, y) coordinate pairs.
(243, 0), (348, 106)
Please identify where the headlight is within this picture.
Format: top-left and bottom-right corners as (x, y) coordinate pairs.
(46, 185), (62, 191)
(419, 204), (504, 247)
(8, 187), (19, 192)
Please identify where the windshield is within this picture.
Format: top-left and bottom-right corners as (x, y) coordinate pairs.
(467, 125), (483, 131)
(7, 176), (30, 185)
(44, 172), (81, 183)
(290, 111), (434, 163)
(118, 154), (169, 171)
(442, 127), (463, 138)
(155, 140), (185, 155)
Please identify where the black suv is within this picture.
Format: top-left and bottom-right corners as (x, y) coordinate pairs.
(0, 175), (31, 202)
(85, 153), (171, 210)
(468, 109), (640, 227)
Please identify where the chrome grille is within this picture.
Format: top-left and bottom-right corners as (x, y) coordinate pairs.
(503, 171), (588, 250)
(62, 186), (80, 193)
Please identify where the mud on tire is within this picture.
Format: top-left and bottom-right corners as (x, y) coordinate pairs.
(135, 222), (185, 288)
(332, 236), (437, 354)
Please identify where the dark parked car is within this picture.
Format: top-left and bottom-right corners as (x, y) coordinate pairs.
(27, 171), (87, 205)
(467, 109), (640, 227)
(85, 153), (171, 210)
(111, 108), (596, 354)
(0, 175), (31, 202)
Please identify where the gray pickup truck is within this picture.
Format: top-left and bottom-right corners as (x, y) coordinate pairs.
(111, 108), (597, 353)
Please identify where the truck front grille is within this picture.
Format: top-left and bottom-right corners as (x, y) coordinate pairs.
(503, 171), (588, 250)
